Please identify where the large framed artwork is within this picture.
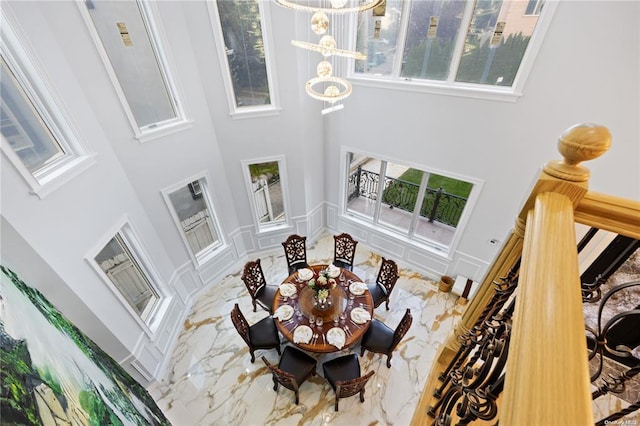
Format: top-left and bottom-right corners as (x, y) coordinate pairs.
(0, 266), (171, 425)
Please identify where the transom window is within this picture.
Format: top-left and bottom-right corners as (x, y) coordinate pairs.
(82, 0), (185, 137)
(242, 158), (290, 231)
(208, 0), (278, 117)
(344, 152), (477, 252)
(163, 176), (224, 267)
(354, 0), (552, 96)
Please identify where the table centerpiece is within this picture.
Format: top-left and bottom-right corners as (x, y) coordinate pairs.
(308, 268), (337, 310)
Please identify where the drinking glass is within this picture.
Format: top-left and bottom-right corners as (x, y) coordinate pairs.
(315, 317), (323, 330)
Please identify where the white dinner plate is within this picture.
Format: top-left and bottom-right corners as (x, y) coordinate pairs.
(297, 268), (314, 281)
(326, 327), (346, 349)
(349, 281), (367, 295)
(293, 325), (313, 344)
(274, 304), (293, 321)
(350, 307), (371, 324)
(279, 283), (297, 297)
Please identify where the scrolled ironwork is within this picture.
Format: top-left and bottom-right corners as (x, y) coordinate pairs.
(346, 167), (468, 227)
(432, 322), (511, 425)
(586, 281), (640, 382)
(582, 273), (606, 303)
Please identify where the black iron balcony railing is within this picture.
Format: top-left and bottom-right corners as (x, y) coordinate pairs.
(347, 166), (468, 227)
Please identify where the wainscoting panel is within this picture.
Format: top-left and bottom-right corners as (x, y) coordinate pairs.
(130, 339), (163, 382)
(307, 204), (324, 237)
(197, 246), (239, 287)
(333, 220), (370, 242)
(326, 203), (338, 229)
(406, 249), (449, 279)
(171, 264), (199, 304)
(369, 233), (406, 259)
(154, 296), (184, 355)
(256, 231), (294, 250)
(451, 252), (490, 283)
(230, 228), (253, 257)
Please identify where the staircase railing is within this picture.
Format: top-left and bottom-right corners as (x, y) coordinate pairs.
(412, 123), (640, 425)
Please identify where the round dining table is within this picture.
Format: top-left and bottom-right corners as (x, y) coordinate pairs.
(273, 264), (374, 353)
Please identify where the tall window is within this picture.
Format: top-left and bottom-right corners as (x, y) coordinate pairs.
(345, 152), (476, 252)
(209, 0), (278, 116)
(0, 17), (94, 198)
(1, 57), (65, 174)
(82, 0), (184, 136)
(163, 176), (224, 266)
(92, 224), (163, 323)
(242, 158), (289, 231)
(355, 0), (551, 93)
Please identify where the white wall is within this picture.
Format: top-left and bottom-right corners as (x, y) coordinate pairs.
(324, 0), (640, 278)
(1, 0), (638, 385)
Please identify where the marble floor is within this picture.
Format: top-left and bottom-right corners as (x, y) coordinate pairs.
(148, 234), (464, 426)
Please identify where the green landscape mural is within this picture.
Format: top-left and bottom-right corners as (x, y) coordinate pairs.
(0, 266), (171, 425)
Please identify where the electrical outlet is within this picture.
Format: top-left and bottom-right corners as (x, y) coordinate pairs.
(489, 239), (500, 246)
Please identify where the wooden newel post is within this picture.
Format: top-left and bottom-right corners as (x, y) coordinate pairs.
(413, 124), (614, 426)
(501, 123), (611, 425)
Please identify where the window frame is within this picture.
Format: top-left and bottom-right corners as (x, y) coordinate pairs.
(0, 12), (96, 199)
(161, 172), (226, 268)
(349, 0), (558, 102)
(339, 147), (483, 258)
(87, 217), (169, 334)
(525, 0), (545, 16)
(241, 155), (292, 233)
(206, 0), (281, 119)
(77, 0), (191, 142)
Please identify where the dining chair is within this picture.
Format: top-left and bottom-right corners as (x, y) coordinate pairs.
(282, 234), (309, 275)
(262, 346), (317, 404)
(231, 303), (281, 363)
(360, 308), (412, 368)
(241, 259), (278, 313)
(333, 233), (359, 271)
(367, 257), (399, 310)
(322, 354), (375, 411)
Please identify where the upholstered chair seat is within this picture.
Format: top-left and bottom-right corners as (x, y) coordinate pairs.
(361, 309), (412, 368)
(366, 283), (388, 310)
(254, 285), (278, 312)
(360, 319), (394, 353)
(322, 354), (375, 411)
(231, 303), (280, 363)
(262, 346), (317, 404)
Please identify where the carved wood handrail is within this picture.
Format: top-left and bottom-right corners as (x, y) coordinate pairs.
(575, 191), (640, 239)
(411, 123), (634, 425)
(501, 192), (593, 425)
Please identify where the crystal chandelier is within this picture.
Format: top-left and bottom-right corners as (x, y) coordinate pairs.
(275, 0), (384, 113)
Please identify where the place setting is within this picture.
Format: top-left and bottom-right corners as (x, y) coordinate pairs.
(296, 268), (314, 282)
(326, 326), (346, 350)
(350, 306), (371, 328)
